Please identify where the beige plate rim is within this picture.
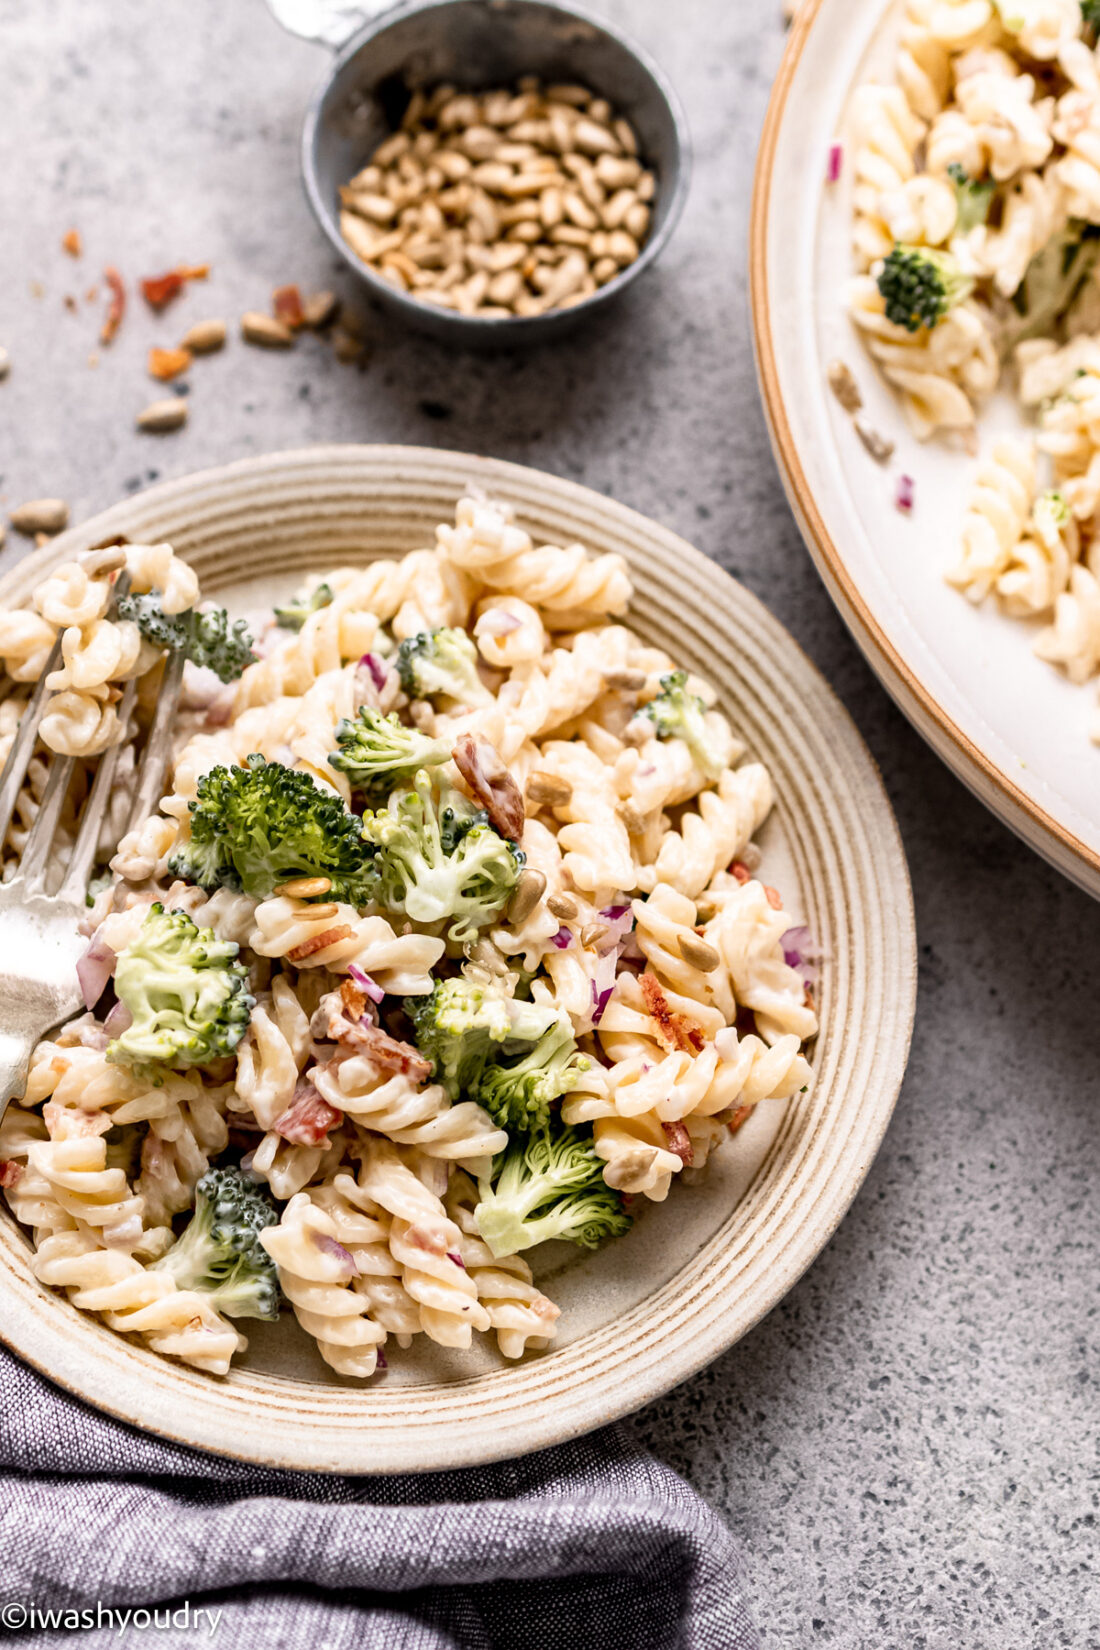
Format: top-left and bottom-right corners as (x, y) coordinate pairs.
(0, 445), (917, 1473)
(749, 0), (1100, 896)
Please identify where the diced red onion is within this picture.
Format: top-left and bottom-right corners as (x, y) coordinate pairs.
(360, 653), (388, 691)
(103, 1001), (133, 1038)
(781, 924), (819, 985)
(550, 927), (573, 949)
(347, 963), (385, 1004)
(476, 609), (522, 637)
(447, 1251), (466, 1269)
(597, 904), (635, 956)
(309, 1229), (356, 1277)
(591, 981), (614, 1025)
(896, 475), (915, 515)
(827, 143), (843, 183)
(375, 1347), (388, 1371)
(76, 934), (116, 1010)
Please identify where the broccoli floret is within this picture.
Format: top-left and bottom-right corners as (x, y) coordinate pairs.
(877, 244), (975, 332)
(396, 627), (494, 706)
(85, 869), (112, 909)
(168, 755), (374, 904)
(116, 593), (256, 683)
(153, 1166), (280, 1320)
(405, 978), (557, 1099)
(107, 903), (254, 1076)
(473, 1016), (590, 1134)
(361, 771), (523, 942)
(947, 163), (995, 235)
(474, 1124), (632, 1258)
(274, 580), (333, 631)
(643, 669), (725, 782)
(1005, 223), (1100, 344)
(328, 706), (450, 801)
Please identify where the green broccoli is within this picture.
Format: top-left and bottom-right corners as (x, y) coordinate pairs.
(85, 869), (112, 909)
(405, 977), (557, 1099)
(116, 593), (256, 683)
(273, 580), (334, 631)
(1004, 222), (1100, 346)
(947, 163), (995, 235)
(643, 669), (725, 782)
(328, 706), (450, 802)
(877, 244), (975, 332)
(473, 1015), (590, 1134)
(107, 903), (254, 1075)
(474, 1124), (632, 1258)
(168, 755), (374, 904)
(153, 1166), (280, 1320)
(361, 771), (523, 942)
(396, 627), (494, 706)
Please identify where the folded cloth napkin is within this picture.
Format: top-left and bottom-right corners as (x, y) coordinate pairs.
(0, 1345), (758, 1650)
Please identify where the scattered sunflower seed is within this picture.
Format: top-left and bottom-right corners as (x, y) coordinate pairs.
(10, 499), (69, 536)
(181, 318), (227, 354)
(136, 396), (188, 433)
(241, 312), (294, 348)
(827, 359), (862, 414)
(854, 417), (895, 464)
(0, 346), (9, 381)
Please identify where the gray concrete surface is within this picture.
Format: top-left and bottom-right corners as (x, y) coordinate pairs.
(1, 0), (1097, 1644)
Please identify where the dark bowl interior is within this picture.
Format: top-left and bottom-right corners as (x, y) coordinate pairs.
(303, 0), (690, 346)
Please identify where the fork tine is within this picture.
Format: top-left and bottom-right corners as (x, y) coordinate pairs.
(17, 751), (78, 892)
(0, 633), (63, 850)
(59, 678), (140, 901)
(124, 646), (185, 837)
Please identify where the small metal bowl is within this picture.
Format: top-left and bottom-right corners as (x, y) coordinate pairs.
(301, 0), (691, 346)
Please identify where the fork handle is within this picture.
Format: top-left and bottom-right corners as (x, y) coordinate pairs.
(0, 1031), (34, 1113)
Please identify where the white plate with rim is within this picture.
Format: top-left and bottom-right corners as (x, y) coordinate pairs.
(0, 446), (915, 1472)
(752, 0), (1100, 900)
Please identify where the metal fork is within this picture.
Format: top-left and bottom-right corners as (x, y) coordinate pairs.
(0, 593), (185, 1112)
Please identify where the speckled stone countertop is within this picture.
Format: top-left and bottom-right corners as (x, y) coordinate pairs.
(1, 0), (1096, 1644)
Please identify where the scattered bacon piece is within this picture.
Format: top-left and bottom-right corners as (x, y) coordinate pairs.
(640, 972), (706, 1054)
(272, 283), (305, 329)
(661, 1120), (694, 1167)
(728, 1104), (753, 1134)
(273, 1078), (342, 1146)
(100, 267), (126, 345)
(43, 1102), (112, 1140)
(340, 1018), (431, 1080)
(763, 885), (783, 912)
(62, 228), (82, 257)
(286, 923), (355, 962)
(140, 264), (210, 311)
(340, 979), (368, 1022)
(0, 1160), (22, 1188)
(729, 860), (751, 884)
(148, 345), (192, 381)
(453, 733), (525, 841)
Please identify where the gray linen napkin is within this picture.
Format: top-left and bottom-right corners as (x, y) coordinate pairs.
(0, 1345), (758, 1649)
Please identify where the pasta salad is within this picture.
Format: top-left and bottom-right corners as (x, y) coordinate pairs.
(0, 499), (817, 1380)
(845, 0), (1100, 737)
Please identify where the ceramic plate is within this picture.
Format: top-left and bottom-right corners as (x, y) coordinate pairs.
(753, 0), (1100, 898)
(0, 447), (915, 1472)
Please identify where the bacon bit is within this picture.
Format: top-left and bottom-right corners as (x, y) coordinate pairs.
(339, 979), (368, 1022)
(661, 1120), (694, 1167)
(286, 923), (355, 962)
(148, 345), (192, 382)
(272, 283), (306, 329)
(140, 264), (210, 311)
(728, 1104), (754, 1134)
(639, 972), (706, 1054)
(452, 733), (525, 841)
(100, 267), (126, 345)
(62, 228), (82, 257)
(273, 1078), (342, 1146)
(43, 1102), (112, 1140)
(729, 860), (752, 884)
(341, 1018), (431, 1080)
(763, 885), (783, 912)
(0, 1159), (22, 1188)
